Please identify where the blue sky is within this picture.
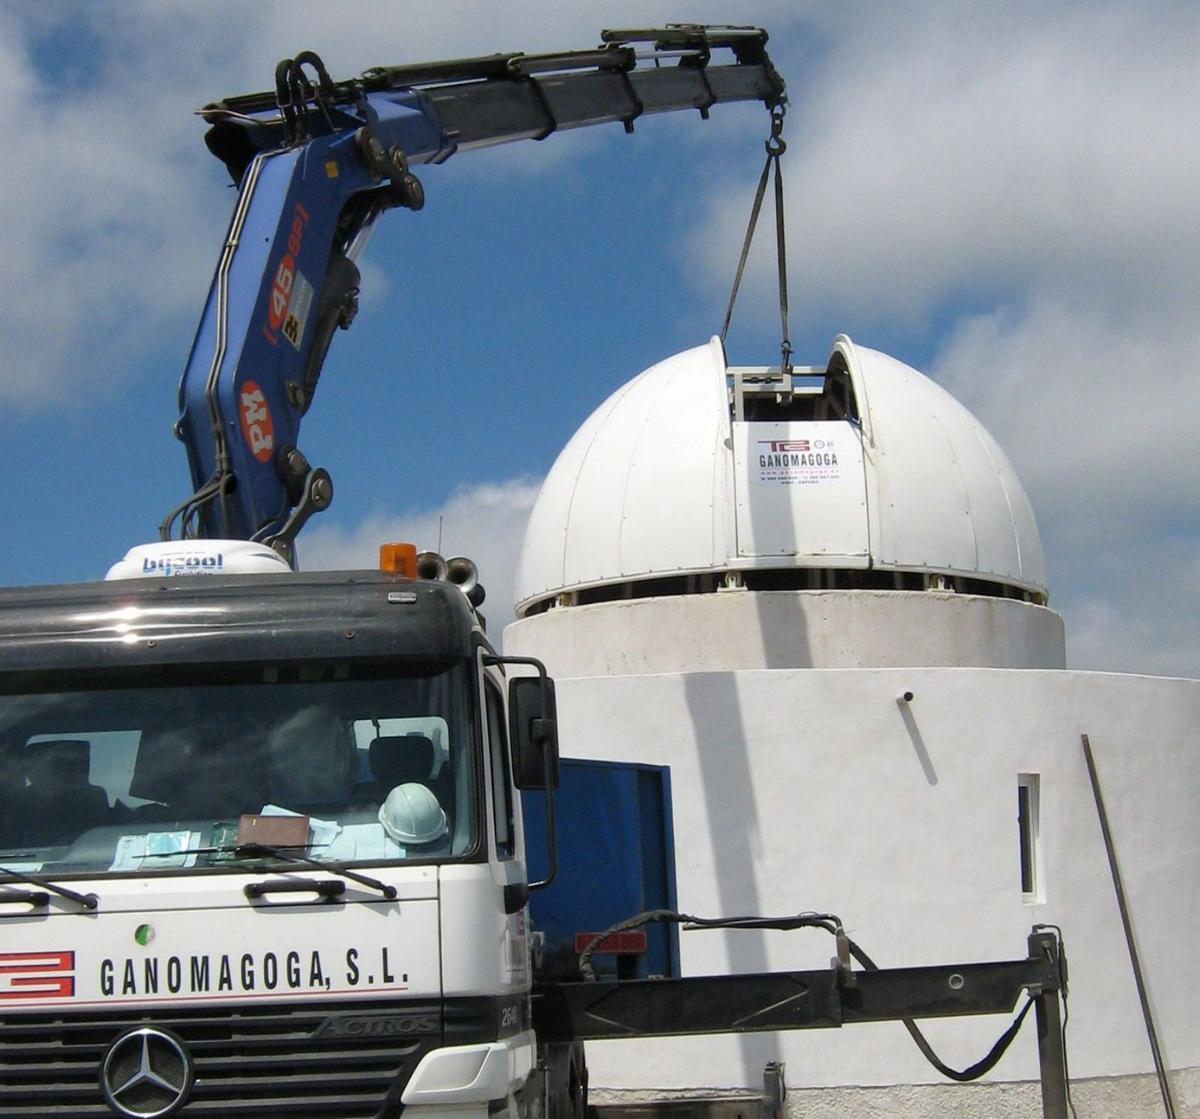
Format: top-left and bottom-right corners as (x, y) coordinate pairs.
(0, 1), (1196, 677)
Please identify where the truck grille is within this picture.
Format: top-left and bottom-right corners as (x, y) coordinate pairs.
(0, 999), (441, 1118)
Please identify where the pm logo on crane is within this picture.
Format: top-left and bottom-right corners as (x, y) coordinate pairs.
(239, 381), (275, 463)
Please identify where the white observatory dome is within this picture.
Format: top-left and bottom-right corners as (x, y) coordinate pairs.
(515, 336), (1046, 616)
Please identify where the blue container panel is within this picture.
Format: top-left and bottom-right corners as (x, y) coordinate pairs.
(522, 758), (679, 981)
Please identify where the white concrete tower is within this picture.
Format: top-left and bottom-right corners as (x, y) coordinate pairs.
(505, 338), (1199, 1116)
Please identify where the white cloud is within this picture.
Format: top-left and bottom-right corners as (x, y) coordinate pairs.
(931, 299), (1198, 519)
(0, 10), (238, 407)
(691, 1), (1200, 330)
(1065, 546), (1200, 678)
(299, 477), (541, 635)
(2, 2), (1194, 677)
(929, 298), (1200, 677)
(683, 1), (1199, 679)
(0, 2), (804, 407)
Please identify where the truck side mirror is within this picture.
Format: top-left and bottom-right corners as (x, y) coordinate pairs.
(509, 676), (560, 791)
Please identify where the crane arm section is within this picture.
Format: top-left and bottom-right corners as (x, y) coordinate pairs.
(168, 26), (785, 557)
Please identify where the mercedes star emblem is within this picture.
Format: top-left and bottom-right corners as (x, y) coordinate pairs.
(100, 1027), (194, 1118)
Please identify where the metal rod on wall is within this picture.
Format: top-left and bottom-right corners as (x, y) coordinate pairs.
(1081, 733), (1178, 1119)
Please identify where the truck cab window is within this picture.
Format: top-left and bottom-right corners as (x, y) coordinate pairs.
(0, 659), (478, 874)
(485, 680), (515, 860)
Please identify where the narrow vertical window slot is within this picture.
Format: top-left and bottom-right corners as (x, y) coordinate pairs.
(1018, 773), (1042, 903)
(485, 680), (515, 860)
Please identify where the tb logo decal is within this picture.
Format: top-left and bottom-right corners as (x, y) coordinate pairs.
(0, 951), (76, 1000)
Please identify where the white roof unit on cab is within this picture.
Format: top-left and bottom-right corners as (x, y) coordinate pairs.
(105, 540), (292, 580)
(515, 336), (1046, 614)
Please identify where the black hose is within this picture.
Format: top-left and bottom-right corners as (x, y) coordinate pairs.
(576, 907), (1047, 1083)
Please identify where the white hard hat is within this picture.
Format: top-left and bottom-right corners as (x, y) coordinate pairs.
(378, 783), (447, 845)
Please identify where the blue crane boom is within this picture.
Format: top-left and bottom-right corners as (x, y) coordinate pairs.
(165, 26), (785, 562)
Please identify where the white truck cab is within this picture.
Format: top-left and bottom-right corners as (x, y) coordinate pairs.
(0, 545), (561, 1119)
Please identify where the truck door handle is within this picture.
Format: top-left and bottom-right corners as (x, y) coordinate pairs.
(244, 878), (345, 902)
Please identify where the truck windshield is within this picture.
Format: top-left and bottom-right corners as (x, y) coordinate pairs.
(0, 659), (476, 876)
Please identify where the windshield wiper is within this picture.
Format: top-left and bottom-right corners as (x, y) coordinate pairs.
(237, 842), (397, 900)
(0, 865), (99, 911)
(144, 843), (397, 900)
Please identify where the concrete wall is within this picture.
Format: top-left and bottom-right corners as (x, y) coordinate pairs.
(506, 602), (1198, 1108)
(512, 590), (1065, 673)
(592, 1069), (1200, 1119)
